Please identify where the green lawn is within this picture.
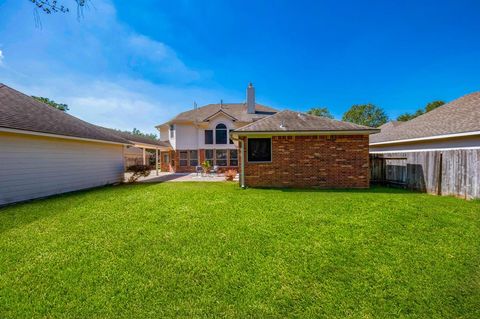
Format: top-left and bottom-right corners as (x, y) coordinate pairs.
(0, 183), (479, 318)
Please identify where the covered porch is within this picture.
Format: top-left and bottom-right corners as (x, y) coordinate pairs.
(127, 141), (171, 176)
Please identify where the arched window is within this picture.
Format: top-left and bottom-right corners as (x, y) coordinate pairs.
(215, 123), (227, 144)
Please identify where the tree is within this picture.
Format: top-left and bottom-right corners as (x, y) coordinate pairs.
(32, 96), (69, 112)
(30, 0), (87, 14)
(425, 100), (445, 112)
(306, 107), (334, 119)
(397, 100), (445, 121)
(342, 104), (388, 127)
(131, 128), (158, 141)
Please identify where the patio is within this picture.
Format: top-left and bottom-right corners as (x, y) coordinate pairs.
(124, 171), (228, 183)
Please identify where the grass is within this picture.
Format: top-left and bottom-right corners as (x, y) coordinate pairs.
(0, 183), (479, 318)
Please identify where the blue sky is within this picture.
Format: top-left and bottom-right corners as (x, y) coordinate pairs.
(1, 0), (480, 133)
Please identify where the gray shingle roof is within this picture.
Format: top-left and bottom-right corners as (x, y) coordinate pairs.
(234, 110), (378, 133)
(96, 126), (171, 148)
(371, 92), (480, 144)
(158, 103), (277, 126)
(0, 83), (130, 144)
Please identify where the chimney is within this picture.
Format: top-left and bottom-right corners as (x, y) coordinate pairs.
(247, 83), (255, 114)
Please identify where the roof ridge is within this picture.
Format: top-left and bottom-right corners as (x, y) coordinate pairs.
(285, 109), (375, 130)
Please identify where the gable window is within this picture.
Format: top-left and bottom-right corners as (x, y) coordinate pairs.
(189, 150), (198, 166)
(215, 149), (227, 166)
(215, 123), (227, 144)
(205, 130), (213, 144)
(205, 149), (214, 166)
(169, 124), (175, 138)
(248, 138), (271, 162)
(179, 151), (188, 166)
(229, 149), (238, 166)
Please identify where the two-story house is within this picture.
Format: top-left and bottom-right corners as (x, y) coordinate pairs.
(157, 83), (379, 188)
(156, 83), (277, 172)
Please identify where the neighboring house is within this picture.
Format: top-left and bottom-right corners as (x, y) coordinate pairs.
(0, 84), (131, 205)
(156, 83), (277, 173)
(158, 83), (378, 188)
(370, 92), (480, 199)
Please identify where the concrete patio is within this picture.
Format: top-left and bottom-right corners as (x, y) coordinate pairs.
(124, 171), (228, 183)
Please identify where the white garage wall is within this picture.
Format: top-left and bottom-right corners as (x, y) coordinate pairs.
(0, 132), (125, 205)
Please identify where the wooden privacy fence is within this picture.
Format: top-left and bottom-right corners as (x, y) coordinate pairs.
(124, 154), (155, 169)
(370, 149), (480, 200)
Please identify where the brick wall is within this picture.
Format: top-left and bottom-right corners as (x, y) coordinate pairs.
(241, 135), (370, 188)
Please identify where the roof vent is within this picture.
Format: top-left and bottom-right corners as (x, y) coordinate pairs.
(280, 119), (286, 129)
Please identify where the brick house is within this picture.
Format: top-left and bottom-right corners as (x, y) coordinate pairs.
(230, 110), (379, 188)
(157, 83), (378, 188)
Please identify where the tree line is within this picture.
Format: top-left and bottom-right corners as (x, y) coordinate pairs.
(307, 99), (445, 128)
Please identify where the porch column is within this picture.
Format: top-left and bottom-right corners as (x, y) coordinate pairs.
(142, 148), (146, 165)
(156, 148), (159, 176)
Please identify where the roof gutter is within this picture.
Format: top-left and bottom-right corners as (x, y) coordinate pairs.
(370, 130), (480, 146)
(0, 127), (131, 146)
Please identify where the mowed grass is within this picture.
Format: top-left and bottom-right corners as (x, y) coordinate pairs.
(0, 183), (479, 318)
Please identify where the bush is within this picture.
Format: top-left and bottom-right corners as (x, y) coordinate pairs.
(201, 161), (211, 174)
(125, 164), (151, 183)
(224, 169), (237, 181)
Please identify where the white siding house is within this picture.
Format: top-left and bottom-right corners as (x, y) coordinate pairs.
(0, 84), (131, 205)
(155, 83), (278, 173)
(0, 131), (124, 205)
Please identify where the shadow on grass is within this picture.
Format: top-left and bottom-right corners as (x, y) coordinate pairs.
(0, 185), (126, 234)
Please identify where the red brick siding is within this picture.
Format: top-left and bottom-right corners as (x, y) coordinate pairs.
(241, 135), (370, 188)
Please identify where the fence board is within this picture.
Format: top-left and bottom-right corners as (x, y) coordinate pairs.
(370, 149), (480, 199)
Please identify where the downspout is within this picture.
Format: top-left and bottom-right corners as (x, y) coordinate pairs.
(230, 135), (245, 189)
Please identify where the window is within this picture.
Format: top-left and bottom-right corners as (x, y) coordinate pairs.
(229, 149), (238, 166)
(162, 153), (169, 164)
(215, 123), (227, 144)
(248, 138), (271, 162)
(205, 149), (214, 166)
(205, 130), (213, 144)
(215, 149), (227, 166)
(189, 150), (198, 167)
(229, 129), (234, 144)
(169, 124), (175, 138)
(179, 151), (188, 166)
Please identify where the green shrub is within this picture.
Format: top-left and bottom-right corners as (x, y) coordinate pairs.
(125, 164), (150, 183)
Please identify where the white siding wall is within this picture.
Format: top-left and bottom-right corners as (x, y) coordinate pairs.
(175, 124), (199, 149)
(198, 117), (237, 150)
(158, 115), (249, 151)
(370, 135), (480, 153)
(159, 126), (170, 142)
(0, 132), (125, 205)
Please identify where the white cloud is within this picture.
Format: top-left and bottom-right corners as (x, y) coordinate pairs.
(0, 49), (4, 65)
(0, 0), (237, 134)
